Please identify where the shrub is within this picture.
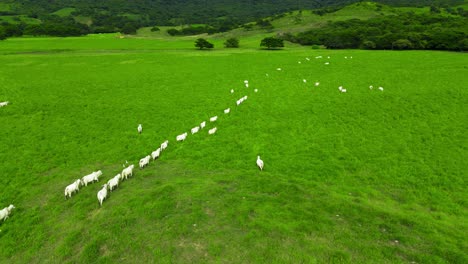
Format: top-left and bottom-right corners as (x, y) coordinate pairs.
(362, 40), (376, 49)
(260, 37), (284, 49)
(224, 37), (239, 48)
(393, 39), (413, 50)
(121, 23), (137, 35)
(167, 28), (180, 36)
(195, 38), (214, 50)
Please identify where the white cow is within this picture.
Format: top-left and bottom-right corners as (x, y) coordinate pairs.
(208, 127), (217, 135)
(121, 164), (134, 180)
(256, 156), (264, 171)
(200, 121), (206, 129)
(82, 170), (103, 186)
(137, 124), (142, 134)
(176, 132), (188, 142)
(151, 148), (161, 160)
(139, 155), (151, 168)
(0, 101), (9, 107)
(379, 87), (384, 91)
(224, 108), (230, 114)
(191, 126), (200, 134)
(161, 140), (168, 151)
(230, 89), (234, 94)
(65, 179), (83, 199)
(97, 184), (109, 206)
(108, 174), (120, 192)
(210, 116), (218, 122)
(315, 82), (320, 86)
(0, 204), (15, 222)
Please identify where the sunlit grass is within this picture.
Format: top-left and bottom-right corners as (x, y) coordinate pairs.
(0, 36), (466, 263)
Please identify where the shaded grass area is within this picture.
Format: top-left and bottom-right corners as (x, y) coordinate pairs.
(0, 45), (467, 263)
(0, 15), (41, 24)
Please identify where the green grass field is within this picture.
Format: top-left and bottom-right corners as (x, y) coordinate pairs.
(52, 8), (77, 17)
(0, 35), (467, 263)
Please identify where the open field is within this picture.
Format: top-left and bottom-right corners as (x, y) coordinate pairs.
(0, 35), (467, 263)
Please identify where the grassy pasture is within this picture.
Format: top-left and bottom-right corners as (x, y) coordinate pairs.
(0, 3), (12, 12)
(0, 15), (41, 25)
(52, 8), (77, 17)
(0, 36), (467, 263)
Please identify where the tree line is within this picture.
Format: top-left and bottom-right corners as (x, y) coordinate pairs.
(282, 11), (468, 51)
(194, 37), (284, 50)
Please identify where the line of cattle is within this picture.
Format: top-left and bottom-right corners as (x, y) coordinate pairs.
(63, 79), (264, 207)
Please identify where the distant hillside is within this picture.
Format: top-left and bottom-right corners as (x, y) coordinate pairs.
(0, 0), (466, 40)
(210, 1), (467, 38)
(0, 0), (465, 25)
(205, 1), (467, 51)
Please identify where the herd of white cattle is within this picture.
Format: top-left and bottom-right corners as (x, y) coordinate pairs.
(1, 53), (387, 223)
(302, 56), (385, 93)
(56, 78), (266, 208)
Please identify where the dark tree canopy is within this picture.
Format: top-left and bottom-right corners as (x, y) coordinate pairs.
(0, 27), (6, 40)
(121, 23), (137, 35)
(260, 37), (284, 49)
(195, 38), (214, 49)
(224, 37), (239, 48)
(284, 12), (468, 51)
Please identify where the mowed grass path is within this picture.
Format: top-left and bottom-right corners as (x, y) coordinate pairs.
(0, 38), (467, 263)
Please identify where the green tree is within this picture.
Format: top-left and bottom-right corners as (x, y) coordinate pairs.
(260, 37), (284, 49)
(361, 40), (376, 49)
(458, 38), (468, 51)
(167, 28), (180, 36)
(393, 39), (413, 50)
(0, 26), (6, 40)
(256, 19), (273, 28)
(195, 38), (214, 50)
(121, 23), (137, 35)
(430, 5), (441, 14)
(150, 26), (160, 32)
(224, 37), (239, 48)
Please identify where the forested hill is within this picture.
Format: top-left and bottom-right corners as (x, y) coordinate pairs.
(0, 0), (465, 25)
(0, 0), (466, 40)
